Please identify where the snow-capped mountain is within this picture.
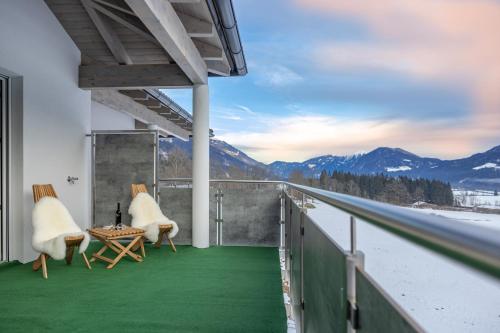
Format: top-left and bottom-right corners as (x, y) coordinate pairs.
(269, 146), (500, 190)
(160, 138), (500, 190)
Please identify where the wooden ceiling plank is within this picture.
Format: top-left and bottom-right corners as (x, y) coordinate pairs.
(206, 60), (230, 76)
(81, 0), (132, 64)
(176, 11), (214, 38)
(192, 39), (222, 61)
(93, 0), (135, 16)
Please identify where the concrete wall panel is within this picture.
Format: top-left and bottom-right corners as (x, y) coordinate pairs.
(94, 133), (156, 227)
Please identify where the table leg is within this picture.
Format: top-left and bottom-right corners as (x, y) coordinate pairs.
(140, 238), (146, 258)
(106, 237), (143, 269)
(109, 239), (143, 262)
(90, 242), (109, 263)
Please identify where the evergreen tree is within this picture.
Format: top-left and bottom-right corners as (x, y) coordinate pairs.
(495, 189), (498, 196)
(289, 169), (306, 185)
(318, 171), (453, 206)
(319, 170), (329, 189)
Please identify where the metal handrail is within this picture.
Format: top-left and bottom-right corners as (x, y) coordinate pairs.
(159, 178), (500, 278)
(160, 178), (282, 184)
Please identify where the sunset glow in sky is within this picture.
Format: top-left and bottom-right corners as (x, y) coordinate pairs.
(165, 0), (500, 163)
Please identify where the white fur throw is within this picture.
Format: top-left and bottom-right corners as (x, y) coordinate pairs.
(32, 197), (90, 260)
(129, 192), (179, 243)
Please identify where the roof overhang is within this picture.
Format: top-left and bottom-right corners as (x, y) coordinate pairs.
(44, 0), (246, 134)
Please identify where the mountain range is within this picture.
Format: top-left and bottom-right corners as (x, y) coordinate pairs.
(269, 146), (500, 190)
(160, 138), (500, 190)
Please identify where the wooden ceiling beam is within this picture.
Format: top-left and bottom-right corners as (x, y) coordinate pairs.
(125, 0), (207, 84)
(92, 89), (190, 140)
(79, 63), (192, 89)
(90, 1), (158, 45)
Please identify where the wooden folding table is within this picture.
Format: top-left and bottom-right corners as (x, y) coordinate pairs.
(89, 227), (145, 269)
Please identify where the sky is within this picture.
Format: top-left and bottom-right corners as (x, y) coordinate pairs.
(163, 0), (500, 164)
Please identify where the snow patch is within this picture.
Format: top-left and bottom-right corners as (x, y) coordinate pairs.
(472, 163), (500, 170)
(308, 164), (316, 169)
(386, 166), (412, 172)
(224, 149), (240, 157)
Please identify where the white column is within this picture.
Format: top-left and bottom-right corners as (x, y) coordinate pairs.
(192, 84), (210, 248)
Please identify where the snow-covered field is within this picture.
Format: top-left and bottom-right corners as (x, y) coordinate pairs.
(454, 189), (500, 209)
(412, 207), (500, 232)
(307, 202), (500, 332)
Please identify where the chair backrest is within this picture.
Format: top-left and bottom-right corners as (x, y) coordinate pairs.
(33, 184), (58, 203)
(131, 184), (148, 198)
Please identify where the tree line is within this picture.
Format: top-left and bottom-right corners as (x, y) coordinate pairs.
(290, 169), (454, 206)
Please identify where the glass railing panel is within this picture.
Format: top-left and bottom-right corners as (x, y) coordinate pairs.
(215, 183), (281, 246)
(356, 268), (422, 332)
(159, 186), (192, 244)
(303, 213), (347, 333)
(284, 195), (291, 272)
(304, 195), (500, 332)
(159, 185), (217, 245)
(289, 198), (303, 329)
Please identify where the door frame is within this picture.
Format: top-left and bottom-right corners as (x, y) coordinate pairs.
(0, 74), (9, 261)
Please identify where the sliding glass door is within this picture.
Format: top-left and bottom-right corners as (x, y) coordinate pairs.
(0, 75), (6, 261)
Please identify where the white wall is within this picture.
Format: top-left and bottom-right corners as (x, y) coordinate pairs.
(0, 1), (91, 262)
(91, 100), (136, 131)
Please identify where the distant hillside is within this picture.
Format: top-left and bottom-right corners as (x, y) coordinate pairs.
(159, 138), (269, 179)
(159, 138), (500, 190)
(269, 146), (500, 190)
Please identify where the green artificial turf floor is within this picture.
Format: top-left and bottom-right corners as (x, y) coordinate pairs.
(0, 243), (286, 333)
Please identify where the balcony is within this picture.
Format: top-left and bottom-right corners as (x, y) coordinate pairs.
(1, 175), (500, 332)
(0, 243), (286, 332)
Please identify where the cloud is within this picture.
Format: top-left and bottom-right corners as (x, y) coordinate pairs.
(217, 113), (496, 164)
(296, 0), (500, 129)
(213, 104), (256, 122)
(254, 64), (304, 87)
(235, 105), (256, 115)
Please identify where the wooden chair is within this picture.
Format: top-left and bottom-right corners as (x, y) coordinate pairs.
(131, 184), (177, 252)
(32, 184), (92, 279)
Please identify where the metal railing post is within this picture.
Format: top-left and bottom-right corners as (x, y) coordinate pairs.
(300, 208), (305, 333)
(214, 187), (224, 246)
(347, 216), (364, 332)
(279, 184), (285, 249)
(219, 188), (223, 245)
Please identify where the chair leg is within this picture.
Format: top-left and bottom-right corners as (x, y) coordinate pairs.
(154, 231), (164, 248)
(168, 238), (177, 253)
(40, 253), (48, 279)
(140, 239), (146, 258)
(81, 252), (92, 270)
(66, 245), (75, 265)
(32, 254), (42, 271)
